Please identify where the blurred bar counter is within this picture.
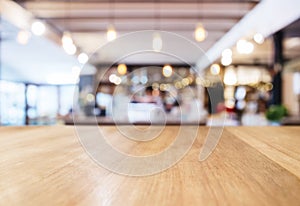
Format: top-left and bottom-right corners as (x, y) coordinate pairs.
(64, 116), (207, 125)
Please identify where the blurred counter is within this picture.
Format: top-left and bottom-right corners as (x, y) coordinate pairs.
(64, 115), (206, 125)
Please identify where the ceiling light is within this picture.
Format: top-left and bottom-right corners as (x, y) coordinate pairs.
(109, 74), (122, 85)
(62, 32), (73, 45)
(162, 65), (173, 77)
(153, 33), (162, 52)
(222, 49), (232, 57)
(236, 39), (254, 54)
(117, 64), (127, 75)
(210, 64), (221, 75)
(78, 52), (89, 64)
(194, 23), (207, 42)
(63, 43), (77, 55)
(31, 21), (46, 36)
(17, 30), (31, 45)
(61, 32), (77, 55)
(253, 33), (264, 44)
(107, 25), (117, 42)
(109, 74), (117, 83)
(221, 56), (232, 66)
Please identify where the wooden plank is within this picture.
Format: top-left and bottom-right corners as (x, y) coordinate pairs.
(0, 126), (299, 205)
(229, 126), (300, 179)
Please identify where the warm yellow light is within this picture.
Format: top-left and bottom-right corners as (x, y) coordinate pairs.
(210, 64), (220, 75)
(17, 30), (31, 45)
(62, 32), (73, 45)
(117, 64), (127, 75)
(162, 65), (173, 77)
(253, 33), (264, 44)
(194, 23), (207, 42)
(182, 78), (189, 86)
(175, 81), (182, 89)
(107, 26), (117, 41)
(160, 84), (167, 91)
(86, 93), (95, 103)
(196, 77), (204, 85)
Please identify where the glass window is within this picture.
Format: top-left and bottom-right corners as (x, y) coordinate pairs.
(0, 80), (25, 125)
(59, 85), (78, 115)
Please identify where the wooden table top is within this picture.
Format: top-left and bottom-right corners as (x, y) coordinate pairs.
(0, 126), (300, 205)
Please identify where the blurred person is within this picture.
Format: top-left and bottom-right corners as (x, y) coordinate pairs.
(133, 86), (162, 106)
(96, 92), (112, 116)
(179, 88), (207, 122)
(112, 86), (130, 121)
(129, 86), (164, 123)
(241, 101), (268, 126)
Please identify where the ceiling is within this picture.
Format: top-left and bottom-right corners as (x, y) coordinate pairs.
(1, 0), (300, 85)
(14, 0), (259, 64)
(0, 17), (96, 84)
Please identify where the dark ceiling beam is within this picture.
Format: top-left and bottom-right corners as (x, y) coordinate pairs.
(40, 16), (241, 21)
(15, 0), (258, 4)
(59, 29), (229, 33)
(21, 1), (256, 11)
(284, 30), (300, 38)
(47, 20), (230, 34)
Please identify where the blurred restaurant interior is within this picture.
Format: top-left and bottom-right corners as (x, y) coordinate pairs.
(0, 0), (300, 126)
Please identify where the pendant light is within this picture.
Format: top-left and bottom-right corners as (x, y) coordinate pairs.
(152, 0), (162, 51)
(61, 1), (77, 55)
(194, 0), (207, 42)
(62, 32), (77, 55)
(107, 0), (117, 41)
(194, 23), (207, 42)
(162, 65), (173, 77)
(78, 52), (89, 64)
(107, 25), (117, 42)
(236, 39), (254, 54)
(31, 21), (46, 36)
(117, 63), (127, 75)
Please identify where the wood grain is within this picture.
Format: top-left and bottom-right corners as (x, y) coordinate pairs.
(0, 126), (300, 206)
